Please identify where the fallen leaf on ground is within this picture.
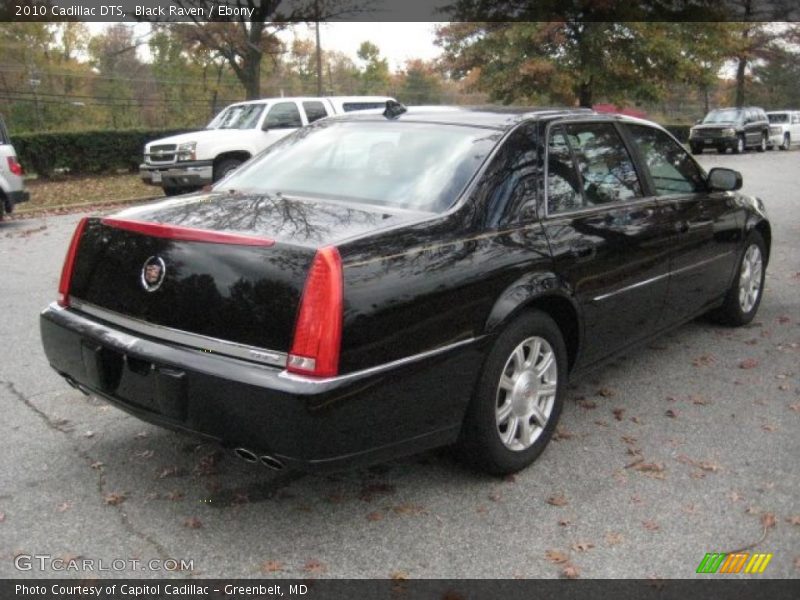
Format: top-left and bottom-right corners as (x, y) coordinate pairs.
(303, 559), (327, 574)
(561, 563), (580, 579)
(643, 520), (660, 531)
(366, 511), (384, 522)
(553, 426), (574, 441)
(691, 395), (711, 405)
(597, 387), (617, 398)
(183, 517), (203, 529)
(665, 409), (679, 418)
(761, 513), (777, 529)
(392, 503), (426, 516)
(546, 493), (569, 507)
(612, 408), (625, 421)
(545, 549), (569, 564)
(762, 424), (777, 432)
(390, 570), (409, 580)
(166, 491), (184, 501)
(739, 358), (759, 369)
(157, 466), (179, 479)
(103, 492), (126, 506)
(786, 516), (800, 526)
(605, 532), (623, 546)
(692, 354), (716, 367)
(56, 502), (72, 513)
(728, 491), (743, 503)
(578, 399), (597, 409)
(571, 541), (595, 552)
(0, 512), (5, 523)
(90, 461), (104, 470)
(84, 431), (95, 438)
(261, 560), (283, 573)
(134, 449), (154, 459)
(558, 518), (571, 527)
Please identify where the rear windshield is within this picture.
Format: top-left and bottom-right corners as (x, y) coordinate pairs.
(207, 103), (266, 130)
(768, 113), (788, 123)
(218, 120), (501, 212)
(703, 109), (742, 124)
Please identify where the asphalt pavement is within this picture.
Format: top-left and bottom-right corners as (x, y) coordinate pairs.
(0, 150), (798, 579)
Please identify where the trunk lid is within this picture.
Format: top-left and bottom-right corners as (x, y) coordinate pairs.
(68, 192), (425, 359)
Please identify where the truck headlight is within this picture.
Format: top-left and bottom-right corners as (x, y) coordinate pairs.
(722, 128), (735, 137)
(177, 142), (197, 161)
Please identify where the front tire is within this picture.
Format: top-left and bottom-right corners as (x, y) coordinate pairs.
(734, 135), (745, 154)
(713, 232), (766, 326)
(213, 158), (242, 182)
(458, 311), (567, 475)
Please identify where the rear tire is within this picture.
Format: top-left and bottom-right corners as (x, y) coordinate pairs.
(781, 133), (790, 150)
(756, 133), (767, 152)
(458, 311), (567, 476)
(712, 231), (766, 326)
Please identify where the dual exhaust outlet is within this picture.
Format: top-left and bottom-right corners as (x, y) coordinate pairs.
(234, 447), (284, 471)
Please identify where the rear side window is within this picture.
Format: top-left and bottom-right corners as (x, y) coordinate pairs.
(627, 125), (706, 196)
(547, 122), (642, 213)
(303, 101), (329, 123)
(342, 102), (385, 112)
(546, 126), (583, 214)
(793, 113), (800, 124)
(264, 102), (302, 129)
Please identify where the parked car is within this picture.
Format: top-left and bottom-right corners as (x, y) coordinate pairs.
(42, 105), (770, 475)
(0, 114), (29, 219)
(140, 96), (394, 196)
(766, 110), (800, 150)
(689, 107), (770, 154)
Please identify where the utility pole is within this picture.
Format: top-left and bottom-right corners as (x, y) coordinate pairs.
(315, 21), (323, 96)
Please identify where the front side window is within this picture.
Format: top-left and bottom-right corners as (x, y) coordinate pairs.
(563, 122), (643, 207)
(219, 120), (499, 213)
(263, 102), (303, 129)
(627, 125), (706, 196)
(546, 126), (583, 214)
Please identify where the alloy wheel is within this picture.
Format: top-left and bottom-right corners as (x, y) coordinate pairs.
(738, 244), (763, 314)
(495, 336), (558, 452)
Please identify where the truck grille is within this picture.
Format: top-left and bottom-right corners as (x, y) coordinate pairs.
(146, 144), (177, 165)
(700, 128), (721, 138)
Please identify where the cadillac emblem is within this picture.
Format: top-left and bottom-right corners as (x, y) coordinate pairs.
(141, 256), (166, 292)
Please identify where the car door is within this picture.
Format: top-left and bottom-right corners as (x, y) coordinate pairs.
(624, 123), (743, 324)
(540, 121), (674, 365)
(257, 101), (305, 152)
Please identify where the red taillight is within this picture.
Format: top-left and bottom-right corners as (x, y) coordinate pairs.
(101, 217), (275, 247)
(7, 156), (23, 176)
(57, 217), (88, 307)
(287, 246), (343, 378)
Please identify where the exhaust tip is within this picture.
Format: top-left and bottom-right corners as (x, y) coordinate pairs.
(234, 447), (258, 463)
(260, 455), (285, 471)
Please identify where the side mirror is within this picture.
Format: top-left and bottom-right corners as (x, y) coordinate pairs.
(708, 167), (742, 192)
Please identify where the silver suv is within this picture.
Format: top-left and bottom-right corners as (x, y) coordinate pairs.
(0, 115), (29, 219)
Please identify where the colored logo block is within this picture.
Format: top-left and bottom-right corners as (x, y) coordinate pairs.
(697, 552), (773, 574)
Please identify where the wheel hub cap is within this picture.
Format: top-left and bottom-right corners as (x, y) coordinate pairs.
(495, 336), (558, 452)
(738, 244), (763, 314)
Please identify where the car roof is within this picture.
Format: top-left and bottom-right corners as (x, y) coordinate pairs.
(222, 96), (393, 108)
(328, 105), (663, 131)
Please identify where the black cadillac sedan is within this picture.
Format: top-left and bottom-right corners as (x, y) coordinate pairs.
(40, 105), (771, 475)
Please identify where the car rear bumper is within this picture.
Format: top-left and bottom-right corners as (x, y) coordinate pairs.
(40, 303), (483, 471)
(139, 161), (213, 188)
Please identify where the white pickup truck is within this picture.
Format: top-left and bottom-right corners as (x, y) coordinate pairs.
(140, 96), (393, 196)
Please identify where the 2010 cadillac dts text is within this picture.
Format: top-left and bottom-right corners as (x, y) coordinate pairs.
(40, 106), (771, 475)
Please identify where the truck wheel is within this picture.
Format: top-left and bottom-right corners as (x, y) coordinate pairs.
(163, 186), (184, 197)
(213, 158), (242, 182)
(756, 133), (767, 152)
(781, 133), (790, 150)
(458, 311), (567, 475)
(734, 135), (745, 154)
(716, 145), (727, 154)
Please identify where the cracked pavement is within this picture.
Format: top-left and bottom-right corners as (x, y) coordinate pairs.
(0, 151), (798, 579)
